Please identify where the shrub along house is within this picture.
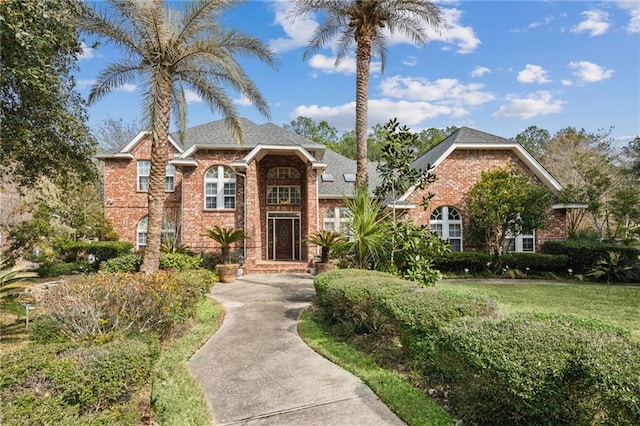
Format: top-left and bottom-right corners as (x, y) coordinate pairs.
(98, 118), (580, 274)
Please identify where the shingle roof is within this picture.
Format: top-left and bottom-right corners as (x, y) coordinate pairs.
(317, 150), (379, 197)
(412, 126), (513, 172)
(171, 118), (324, 151)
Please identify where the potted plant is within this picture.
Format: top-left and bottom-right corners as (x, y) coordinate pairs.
(204, 226), (247, 283)
(305, 230), (347, 274)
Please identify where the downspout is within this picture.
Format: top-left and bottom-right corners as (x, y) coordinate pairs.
(236, 171), (248, 260)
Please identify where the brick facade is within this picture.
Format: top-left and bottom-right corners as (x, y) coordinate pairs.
(101, 124), (571, 274)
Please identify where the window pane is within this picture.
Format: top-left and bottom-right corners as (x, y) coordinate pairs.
(165, 176), (174, 191)
(430, 207), (442, 221)
(267, 187), (278, 204)
(206, 197), (217, 209)
(522, 237), (534, 252)
(138, 160), (150, 175)
(138, 231), (147, 248)
(223, 167), (235, 179)
(449, 223), (461, 238)
(450, 238), (461, 252)
(505, 238), (516, 253)
(224, 196), (235, 209)
(223, 182), (235, 195)
(290, 187), (301, 204)
(206, 167), (218, 179)
(430, 223), (443, 237)
(205, 182), (217, 196)
(139, 176), (149, 191)
(448, 208), (461, 221)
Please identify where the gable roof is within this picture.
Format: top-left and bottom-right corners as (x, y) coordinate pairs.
(399, 126), (564, 202)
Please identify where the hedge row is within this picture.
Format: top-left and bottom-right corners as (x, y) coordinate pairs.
(314, 270), (640, 425)
(0, 336), (160, 424)
(542, 240), (640, 274)
(434, 251), (569, 274)
(57, 241), (134, 265)
(100, 252), (203, 273)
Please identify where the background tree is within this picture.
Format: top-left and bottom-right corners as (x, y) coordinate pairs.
(415, 126), (459, 155)
(0, 0), (97, 189)
(283, 116), (339, 145)
(78, 0), (276, 273)
(93, 116), (144, 152)
(291, 0), (442, 187)
(514, 125), (551, 159)
(540, 127), (620, 239)
(466, 164), (553, 260)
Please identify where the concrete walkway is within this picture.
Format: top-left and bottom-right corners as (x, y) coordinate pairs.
(188, 273), (405, 426)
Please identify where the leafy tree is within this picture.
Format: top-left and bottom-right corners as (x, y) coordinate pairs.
(78, 0), (276, 273)
(541, 127), (621, 239)
(283, 116), (339, 145)
(466, 164), (553, 260)
(291, 0), (442, 187)
(0, 0), (97, 189)
(514, 125), (551, 159)
(5, 176), (114, 262)
(415, 126), (459, 155)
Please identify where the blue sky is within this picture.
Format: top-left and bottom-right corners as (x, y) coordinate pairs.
(75, 1), (640, 145)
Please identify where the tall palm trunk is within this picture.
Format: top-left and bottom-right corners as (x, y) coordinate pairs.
(140, 69), (172, 274)
(355, 36), (372, 187)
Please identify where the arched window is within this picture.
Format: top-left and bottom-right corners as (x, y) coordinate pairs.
(136, 216), (176, 250)
(430, 206), (463, 251)
(205, 166), (236, 210)
(267, 167), (301, 179)
(323, 207), (351, 235)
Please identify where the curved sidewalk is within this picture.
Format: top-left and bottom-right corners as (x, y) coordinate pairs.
(188, 273), (405, 426)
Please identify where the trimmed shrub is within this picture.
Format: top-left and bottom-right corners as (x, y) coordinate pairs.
(542, 240), (639, 275)
(37, 261), (91, 277)
(86, 241), (134, 264)
(436, 313), (640, 425)
(159, 252), (202, 271)
(500, 252), (568, 274)
(0, 337), (158, 423)
(29, 316), (67, 343)
(100, 253), (142, 272)
(434, 251), (491, 273)
(381, 288), (498, 371)
(313, 269), (415, 334)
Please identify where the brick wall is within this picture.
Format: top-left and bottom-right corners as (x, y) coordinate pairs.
(405, 148), (566, 250)
(103, 136), (181, 248)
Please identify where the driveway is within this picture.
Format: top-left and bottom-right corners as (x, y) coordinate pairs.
(188, 273), (405, 426)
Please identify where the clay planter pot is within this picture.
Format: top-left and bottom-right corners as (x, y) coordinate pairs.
(216, 263), (239, 283)
(314, 262), (335, 274)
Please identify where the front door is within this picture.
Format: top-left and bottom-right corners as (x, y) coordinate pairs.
(275, 219), (293, 260)
(267, 213), (301, 260)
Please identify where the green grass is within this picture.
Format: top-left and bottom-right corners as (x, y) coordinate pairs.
(152, 298), (225, 426)
(440, 280), (640, 337)
(298, 312), (454, 426)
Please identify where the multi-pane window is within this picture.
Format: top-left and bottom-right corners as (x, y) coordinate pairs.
(430, 206), (463, 251)
(165, 164), (175, 191)
(205, 166), (236, 210)
(136, 216), (177, 250)
(267, 167), (301, 179)
(505, 231), (535, 253)
(137, 160), (150, 191)
(137, 161), (176, 192)
(266, 186), (301, 204)
(323, 207), (351, 235)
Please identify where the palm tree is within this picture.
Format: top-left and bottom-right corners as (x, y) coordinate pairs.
(77, 0), (276, 273)
(204, 225), (247, 264)
(305, 230), (347, 264)
(290, 0), (442, 187)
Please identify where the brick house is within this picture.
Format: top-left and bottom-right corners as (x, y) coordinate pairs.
(98, 119), (579, 274)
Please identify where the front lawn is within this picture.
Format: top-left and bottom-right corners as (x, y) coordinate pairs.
(440, 280), (640, 337)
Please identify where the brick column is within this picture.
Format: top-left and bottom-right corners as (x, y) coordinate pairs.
(244, 161), (260, 272)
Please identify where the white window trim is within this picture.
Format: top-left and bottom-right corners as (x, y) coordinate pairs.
(137, 160), (176, 192)
(136, 216), (177, 250)
(323, 206), (351, 235)
(204, 165), (236, 210)
(505, 231), (536, 253)
(430, 206), (463, 252)
(266, 185), (301, 205)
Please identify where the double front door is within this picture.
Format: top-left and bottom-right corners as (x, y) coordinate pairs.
(267, 213), (301, 260)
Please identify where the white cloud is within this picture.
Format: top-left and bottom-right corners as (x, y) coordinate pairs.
(517, 64), (550, 84)
(568, 61), (614, 83)
(77, 79), (96, 89)
(267, 1), (317, 53)
(616, 1), (640, 33)
(115, 83), (137, 93)
(493, 91), (565, 119)
(529, 15), (554, 29)
(307, 54), (382, 75)
(379, 75), (495, 106)
(403, 56), (418, 67)
(78, 42), (96, 60)
(471, 66), (491, 78)
(430, 8), (481, 54)
(233, 94), (252, 106)
(571, 10), (610, 36)
(292, 98), (459, 132)
(185, 90), (202, 104)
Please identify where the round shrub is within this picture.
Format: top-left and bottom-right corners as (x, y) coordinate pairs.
(436, 313), (639, 425)
(100, 253), (142, 272)
(159, 252), (202, 271)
